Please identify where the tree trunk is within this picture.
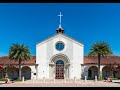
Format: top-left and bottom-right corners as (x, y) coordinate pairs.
(98, 54), (101, 80)
(18, 59), (22, 80)
(5, 67), (8, 78)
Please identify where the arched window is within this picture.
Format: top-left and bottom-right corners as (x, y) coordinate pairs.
(56, 60), (64, 64)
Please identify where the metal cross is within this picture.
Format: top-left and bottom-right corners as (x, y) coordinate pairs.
(58, 12), (63, 24)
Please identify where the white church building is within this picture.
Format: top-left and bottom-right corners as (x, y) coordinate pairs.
(0, 12), (120, 80)
(36, 24), (84, 79)
(36, 12), (84, 79)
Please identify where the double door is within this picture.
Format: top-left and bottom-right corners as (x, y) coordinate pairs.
(55, 64), (64, 79)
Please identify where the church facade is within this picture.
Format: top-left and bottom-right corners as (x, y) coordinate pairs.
(36, 24), (83, 79)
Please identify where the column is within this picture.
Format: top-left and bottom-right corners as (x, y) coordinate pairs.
(66, 68), (68, 79)
(100, 66), (104, 79)
(53, 66), (55, 79)
(49, 66), (51, 78)
(51, 65), (54, 79)
(64, 69), (66, 79)
(36, 65), (38, 79)
(85, 76), (87, 82)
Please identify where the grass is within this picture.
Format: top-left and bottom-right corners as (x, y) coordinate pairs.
(0, 78), (6, 81)
(112, 78), (120, 80)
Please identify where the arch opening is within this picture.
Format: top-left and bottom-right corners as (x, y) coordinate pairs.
(88, 66), (98, 79)
(21, 66), (31, 80)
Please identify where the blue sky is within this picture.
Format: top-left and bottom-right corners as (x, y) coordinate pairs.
(0, 3), (120, 56)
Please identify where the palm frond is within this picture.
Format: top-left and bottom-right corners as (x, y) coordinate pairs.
(88, 41), (112, 57)
(8, 43), (32, 61)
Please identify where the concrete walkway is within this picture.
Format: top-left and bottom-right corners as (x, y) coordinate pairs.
(0, 79), (120, 87)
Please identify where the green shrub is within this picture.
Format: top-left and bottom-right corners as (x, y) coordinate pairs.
(0, 78), (6, 81)
(112, 78), (120, 80)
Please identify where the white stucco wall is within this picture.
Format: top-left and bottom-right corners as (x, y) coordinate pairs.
(36, 34), (84, 79)
(29, 65), (37, 79)
(71, 43), (83, 79)
(36, 43), (49, 79)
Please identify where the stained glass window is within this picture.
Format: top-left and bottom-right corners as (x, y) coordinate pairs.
(56, 42), (64, 51)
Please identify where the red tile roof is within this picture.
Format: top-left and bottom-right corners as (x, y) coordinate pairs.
(84, 56), (120, 65)
(0, 56), (120, 65)
(0, 56), (36, 65)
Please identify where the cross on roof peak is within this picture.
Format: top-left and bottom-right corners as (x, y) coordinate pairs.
(58, 12), (63, 25)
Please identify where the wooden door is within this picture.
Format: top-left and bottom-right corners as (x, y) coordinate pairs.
(55, 64), (64, 79)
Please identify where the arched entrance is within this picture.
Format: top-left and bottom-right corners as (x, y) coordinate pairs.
(116, 66), (120, 78)
(102, 66), (113, 78)
(88, 66), (98, 79)
(7, 66), (18, 79)
(49, 54), (70, 79)
(55, 60), (64, 79)
(21, 66), (31, 80)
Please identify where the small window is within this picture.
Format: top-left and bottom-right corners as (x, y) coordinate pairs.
(34, 73), (36, 75)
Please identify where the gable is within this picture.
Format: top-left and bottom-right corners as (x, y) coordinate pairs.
(36, 33), (84, 47)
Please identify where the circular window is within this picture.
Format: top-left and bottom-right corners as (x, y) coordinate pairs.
(56, 42), (64, 51)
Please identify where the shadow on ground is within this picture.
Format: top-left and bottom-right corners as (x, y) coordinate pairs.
(0, 83), (6, 85)
(113, 82), (120, 84)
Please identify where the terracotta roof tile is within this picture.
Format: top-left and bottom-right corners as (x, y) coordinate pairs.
(84, 56), (120, 65)
(0, 56), (120, 65)
(0, 56), (36, 65)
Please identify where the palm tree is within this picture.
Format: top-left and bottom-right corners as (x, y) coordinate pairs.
(88, 42), (112, 79)
(8, 44), (32, 80)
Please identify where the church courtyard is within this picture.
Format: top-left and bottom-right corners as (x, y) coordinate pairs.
(0, 80), (120, 87)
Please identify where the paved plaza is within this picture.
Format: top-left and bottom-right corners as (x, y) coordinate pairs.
(0, 79), (120, 87)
